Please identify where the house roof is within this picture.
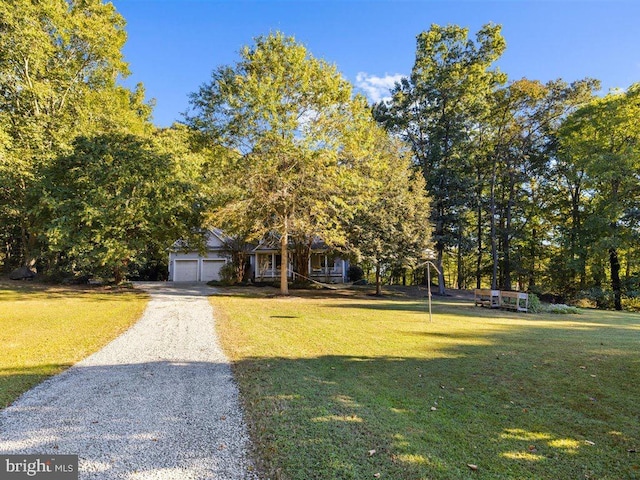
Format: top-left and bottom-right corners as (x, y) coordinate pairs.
(170, 228), (231, 251)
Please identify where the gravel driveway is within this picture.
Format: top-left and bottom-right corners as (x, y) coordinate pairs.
(0, 282), (258, 479)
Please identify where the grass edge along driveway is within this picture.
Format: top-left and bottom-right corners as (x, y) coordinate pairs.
(212, 288), (640, 480)
(0, 281), (148, 409)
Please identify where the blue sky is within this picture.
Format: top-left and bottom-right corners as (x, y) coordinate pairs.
(112, 0), (640, 128)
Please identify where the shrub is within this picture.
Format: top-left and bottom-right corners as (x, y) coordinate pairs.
(574, 297), (597, 309)
(219, 262), (239, 286)
(579, 287), (614, 309)
(528, 293), (580, 314)
(623, 296), (640, 312)
(527, 293), (542, 313)
(544, 304), (580, 314)
(347, 265), (364, 282)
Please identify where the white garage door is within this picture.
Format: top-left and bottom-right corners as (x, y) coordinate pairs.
(201, 260), (225, 282)
(173, 260), (198, 282)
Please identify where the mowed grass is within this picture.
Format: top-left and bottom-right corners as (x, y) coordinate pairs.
(212, 288), (640, 480)
(0, 281), (148, 408)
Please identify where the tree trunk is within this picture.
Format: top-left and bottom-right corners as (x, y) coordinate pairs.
(570, 182), (587, 290)
(489, 158), (498, 290)
(502, 168), (516, 291)
(436, 247), (445, 295)
(610, 247), (622, 310)
(476, 197), (483, 289)
(292, 240), (311, 282)
(114, 266), (123, 285)
(456, 222), (464, 289)
(280, 220), (289, 296)
(375, 259), (382, 296)
(528, 227), (537, 290)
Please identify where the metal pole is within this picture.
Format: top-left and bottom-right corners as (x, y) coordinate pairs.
(427, 263), (432, 323)
(415, 259), (441, 323)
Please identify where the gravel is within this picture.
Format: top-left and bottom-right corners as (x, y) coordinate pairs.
(0, 282), (259, 479)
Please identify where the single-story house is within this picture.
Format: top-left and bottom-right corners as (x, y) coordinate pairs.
(168, 229), (349, 283)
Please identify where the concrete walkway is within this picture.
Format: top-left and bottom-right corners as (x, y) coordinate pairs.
(0, 282), (258, 479)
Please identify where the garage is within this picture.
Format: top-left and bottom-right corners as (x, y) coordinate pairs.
(173, 260), (199, 282)
(201, 260), (225, 282)
(168, 230), (230, 282)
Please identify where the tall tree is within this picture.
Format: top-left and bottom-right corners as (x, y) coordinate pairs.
(558, 84), (640, 309)
(0, 0), (150, 271)
(486, 78), (597, 290)
(374, 23), (506, 294)
(346, 130), (432, 295)
(186, 33), (381, 295)
(39, 131), (203, 282)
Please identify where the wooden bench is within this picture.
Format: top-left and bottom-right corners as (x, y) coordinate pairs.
(499, 291), (529, 312)
(474, 289), (501, 309)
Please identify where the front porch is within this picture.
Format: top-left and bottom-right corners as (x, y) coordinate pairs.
(254, 252), (347, 283)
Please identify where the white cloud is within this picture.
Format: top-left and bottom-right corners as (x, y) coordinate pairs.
(355, 72), (405, 104)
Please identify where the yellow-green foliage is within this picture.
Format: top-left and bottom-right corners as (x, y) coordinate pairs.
(0, 282), (147, 408)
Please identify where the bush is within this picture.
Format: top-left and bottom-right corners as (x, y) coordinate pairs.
(579, 287), (614, 309)
(528, 293), (580, 314)
(574, 297), (597, 309)
(623, 296), (640, 312)
(527, 293), (542, 313)
(347, 265), (364, 282)
(219, 262), (239, 286)
(544, 304), (580, 314)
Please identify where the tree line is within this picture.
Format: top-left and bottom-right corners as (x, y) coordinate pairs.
(0, 1), (430, 296)
(373, 23), (640, 309)
(1, 1), (638, 307)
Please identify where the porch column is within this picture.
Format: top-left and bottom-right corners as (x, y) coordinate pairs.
(271, 253), (276, 278)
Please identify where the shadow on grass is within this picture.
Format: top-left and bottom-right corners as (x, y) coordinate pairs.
(229, 324), (640, 480)
(0, 280), (147, 302)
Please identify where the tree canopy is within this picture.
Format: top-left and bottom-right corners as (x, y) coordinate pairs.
(1, 3), (639, 307)
(187, 32), (431, 294)
(0, 0), (152, 273)
(374, 23), (507, 294)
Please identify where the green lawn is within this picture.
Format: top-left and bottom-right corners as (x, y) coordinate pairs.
(0, 281), (148, 408)
(212, 288), (640, 480)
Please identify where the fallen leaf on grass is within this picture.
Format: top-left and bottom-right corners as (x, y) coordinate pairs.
(585, 440), (595, 446)
(467, 464), (478, 471)
(368, 449), (376, 456)
(528, 445), (537, 452)
(430, 406), (437, 411)
(373, 473), (381, 478)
